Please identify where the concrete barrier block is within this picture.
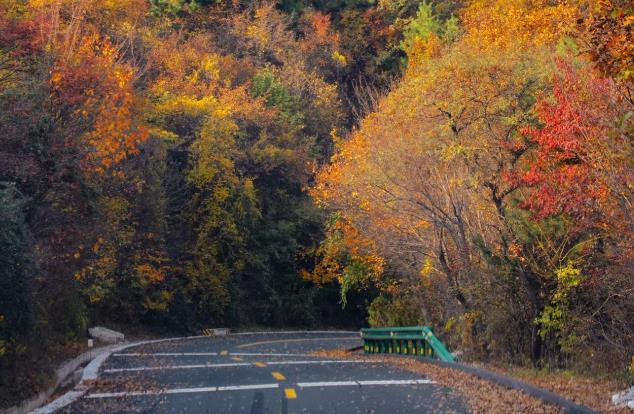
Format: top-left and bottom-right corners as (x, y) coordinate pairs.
(612, 386), (634, 409)
(88, 327), (125, 344)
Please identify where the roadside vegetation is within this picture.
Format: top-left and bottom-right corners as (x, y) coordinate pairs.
(0, 0), (632, 409)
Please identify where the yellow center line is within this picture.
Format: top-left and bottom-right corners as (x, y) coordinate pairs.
(271, 371), (286, 380)
(254, 362), (267, 367)
(284, 388), (297, 399)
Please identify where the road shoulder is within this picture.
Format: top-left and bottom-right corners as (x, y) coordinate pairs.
(315, 350), (603, 414)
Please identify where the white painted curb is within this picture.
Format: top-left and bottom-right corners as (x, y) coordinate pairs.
(28, 330), (359, 413)
(29, 334), (214, 414)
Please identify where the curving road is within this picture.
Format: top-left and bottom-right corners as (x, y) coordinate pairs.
(61, 331), (467, 413)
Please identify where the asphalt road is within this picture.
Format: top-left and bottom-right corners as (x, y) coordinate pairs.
(61, 331), (467, 413)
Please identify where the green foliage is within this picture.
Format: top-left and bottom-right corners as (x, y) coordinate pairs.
(250, 68), (304, 129)
(0, 183), (32, 356)
(401, 2), (441, 45)
(367, 295), (423, 327)
(149, 0), (219, 15)
(627, 357), (634, 386)
(311, 0), (376, 13)
(339, 259), (365, 305)
(400, 1), (459, 52)
(535, 262), (585, 353)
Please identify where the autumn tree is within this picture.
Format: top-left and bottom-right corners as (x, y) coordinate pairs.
(517, 58), (634, 365)
(313, 0), (592, 364)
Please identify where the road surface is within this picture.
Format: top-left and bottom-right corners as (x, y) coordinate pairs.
(61, 331), (467, 413)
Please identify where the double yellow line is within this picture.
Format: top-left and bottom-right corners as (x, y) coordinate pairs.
(270, 371), (296, 399)
(271, 371), (285, 380)
(217, 350), (298, 400)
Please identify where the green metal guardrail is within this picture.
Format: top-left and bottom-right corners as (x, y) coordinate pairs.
(360, 326), (455, 363)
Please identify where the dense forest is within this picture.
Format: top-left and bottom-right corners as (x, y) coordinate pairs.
(0, 0), (632, 406)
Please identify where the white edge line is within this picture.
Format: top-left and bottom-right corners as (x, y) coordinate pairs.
(112, 352), (315, 357)
(113, 352), (219, 357)
(232, 330), (359, 335)
(86, 390), (160, 399)
(85, 384), (279, 399)
(235, 337), (361, 349)
(298, 381), (359, 387)
(229, 352), (314, 357)
(297, 379), (435, 387)
(217, 384), (278, 391)
(103, 362), (252, 373)
(358, 379), (435, 385)
(103, 360), (372, 373)
(84, 380), (434, 400)
(267, 360), (372, 366)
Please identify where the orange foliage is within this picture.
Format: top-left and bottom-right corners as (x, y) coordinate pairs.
(585, 0), (634, 80)
(406, 34), (442, 69)
(303, 215), (385, 288)
(461, 0), (578, 50)
(135, 263), (167, 285)
(50, 34), (147, 174)
(298, 10), (346, 70)
(310, 12), (334, 41)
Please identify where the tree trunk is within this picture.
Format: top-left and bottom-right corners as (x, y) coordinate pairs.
(531, 319), (543, 366)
